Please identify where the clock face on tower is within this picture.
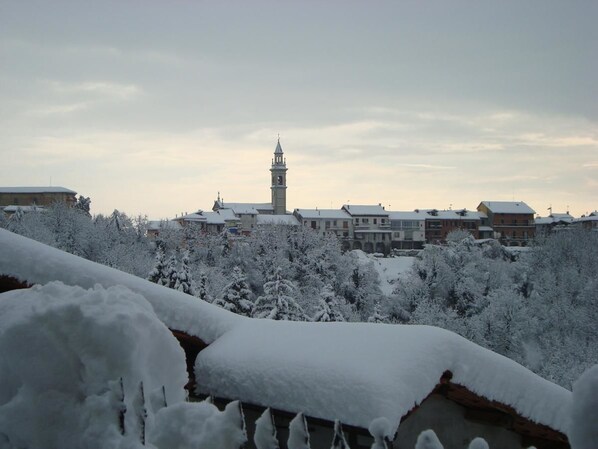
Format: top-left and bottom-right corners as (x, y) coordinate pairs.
(277, 175), (284, 185)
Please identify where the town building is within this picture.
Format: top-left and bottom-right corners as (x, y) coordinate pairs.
(0, 186), (77, 210)
(477, 201), (536, 246)
(341, 204), (391, 254)
(293, 209), (353, 249)
(535, 212), (574, 235)
(573, 211), (598, 232)
(421, 209), (485, 243)
(388, 211), (426, 250)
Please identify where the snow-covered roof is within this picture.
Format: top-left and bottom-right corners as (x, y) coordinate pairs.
(2, 205), (46, 213)
(479, 201), (535, 215)
(147, 220), (183, 231)
(203, 211), (225, 225)
(573, 212), (598, 223)
(256, 214), (300, 226)
(216, 208), (239, 222)
(0, 186), (77, 194)
(195, 320), (570, 435)
(294, 209), (352, 220)
(478, 226), (494, 232)
(342, 204), (388, 216)
(387, 211), (426, 221)
(216, 201), (274, 215)
(0, 229), (242, 344)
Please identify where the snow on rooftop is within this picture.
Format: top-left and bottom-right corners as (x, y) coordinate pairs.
(256, 214), (300, 226)
(342, 204), (388, 216)
(216, 208), (239, 221)
(0, 186), (77, 194)
(294, 209), (352, 220)
(216, 201), (273, 214)
(480, 201), (535, 215)
(203, 211), (226, 225)
(0, 229), (243, 343)
(195, 319), (570, 435)
(2, 205), (46, 213)
(388, 211), (426, 221)
(148, 220), (183, 230)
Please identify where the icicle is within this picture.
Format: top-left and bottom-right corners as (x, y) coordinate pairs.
(331, 420), (350, 449)
(254, 408), (279, 449)
(414, 429), (443, 449)
(132, 381), (148, 445)
(288, 412), (310, 449)
(116, 377), (126, 436)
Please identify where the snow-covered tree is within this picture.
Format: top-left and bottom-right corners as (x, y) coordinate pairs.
(253, 268), (307, 321)
(165, 253), (179, 289)
(214, 267), (254, 316)
(367, 302), (388, 324)
(74, 195), (91, 216)
(148, 246), (169, 286)
(175, 250), (196, 295)
(196, 269), (212, 302)
(312, 284), (346, 322)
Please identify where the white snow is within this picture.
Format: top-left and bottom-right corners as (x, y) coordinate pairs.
(294, 209), (352, 220)
(257, 214), (300, 226)
(415, 430), (444, 449)
(0, 282), (186, 449)
(342, 204), (388, 216)
(479, 201), (535, 215)
(467, 437), (489, 449)
(568, 364), (598, 449)
(0, 282), (248, 449)
(0, 228), (243, 344)
(0, 186), (76, 194)
(352, 250), (415, 295)
(195, 319), (571, 435)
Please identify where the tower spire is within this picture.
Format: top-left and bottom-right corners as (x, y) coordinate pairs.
(270, 137), (287, 215)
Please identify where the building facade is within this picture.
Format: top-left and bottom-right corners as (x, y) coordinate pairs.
(0, 187), (77, 208)
(341, 204), (391, 254)
(477, 201), (535, 246)
(270, 139), (287, 215)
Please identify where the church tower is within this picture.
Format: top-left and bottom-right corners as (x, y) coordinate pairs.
(270, 138), (288, 215)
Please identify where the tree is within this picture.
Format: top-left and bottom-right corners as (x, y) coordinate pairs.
(196, 269), (212, 302)
(214, 266), (254, 316)
(312, 284), (345, 322)
(165, 253), (179, 289)
(148, 246), (169, 286)
(74, 195), (91, 216)
(253, 268), (307, 321)
(175, 250), (196, 296)
(367, 302), (388, 324)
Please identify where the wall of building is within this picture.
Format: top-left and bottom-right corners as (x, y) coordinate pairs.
(0, 192), (76, 207)
(394, 395), (522, 449)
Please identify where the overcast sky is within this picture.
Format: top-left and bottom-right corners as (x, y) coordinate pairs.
(1, 0), (597, 218)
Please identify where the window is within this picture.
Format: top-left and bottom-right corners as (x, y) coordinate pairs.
(343, 221), (348, 229)
(325, 221), (331, 229)
(333, 220), (337, 227)
(363, 218), (369, 224)
(373, 218), (377, 225)
(355, 218), (360, 224)
(311, 221), (317, 229)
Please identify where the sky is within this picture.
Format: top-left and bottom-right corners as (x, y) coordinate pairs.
(1, 0), (597, 218)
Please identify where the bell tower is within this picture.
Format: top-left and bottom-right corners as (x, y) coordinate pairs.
(270, 138), (287, 215)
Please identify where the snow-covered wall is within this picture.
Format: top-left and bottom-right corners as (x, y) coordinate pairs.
(0, 228), (243, 343)
(195, 319), (571, 436)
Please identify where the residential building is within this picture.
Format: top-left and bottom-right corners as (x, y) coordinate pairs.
(477, 201), (535, 246)
(535, 212), (574, 235)
(573, 211), (598, 232)
(0, 186), (77, 209)
(293, 209), (353, 250)
(422, 209), (485, 243)
(388, 211), (426, 250)
(341, 204), (391, 254)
